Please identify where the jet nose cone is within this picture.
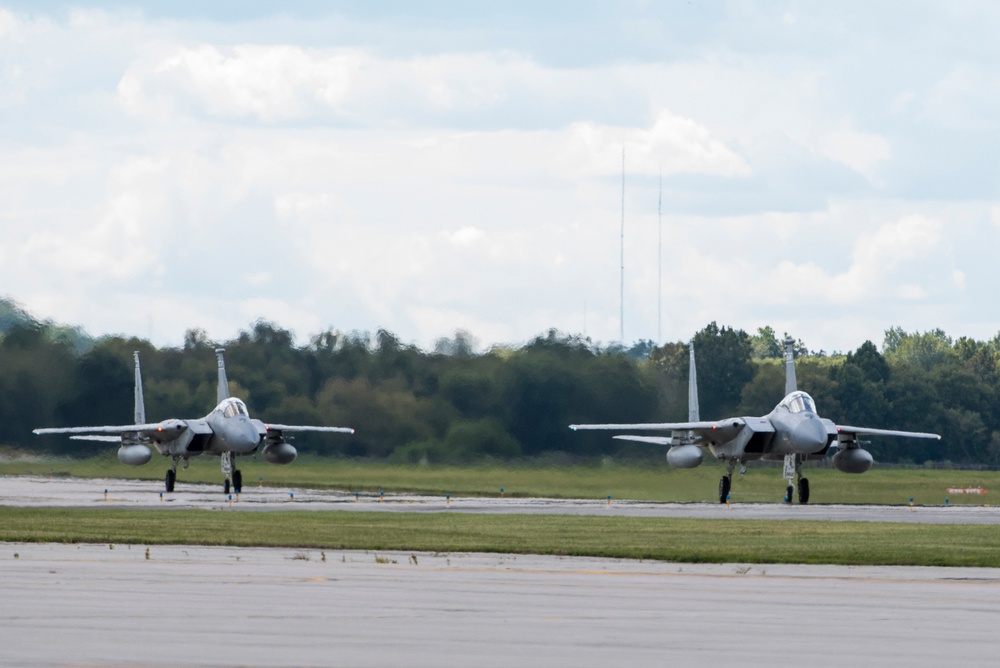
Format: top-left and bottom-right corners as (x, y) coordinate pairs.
(791, 417), (827, 454)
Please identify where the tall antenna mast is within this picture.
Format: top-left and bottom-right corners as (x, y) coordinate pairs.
(657, 170), (662, 343)
(619, 144), (625, 343)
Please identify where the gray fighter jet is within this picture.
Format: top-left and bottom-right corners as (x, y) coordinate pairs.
(34, 349), (354, 494)
(571, 338), (940, 503)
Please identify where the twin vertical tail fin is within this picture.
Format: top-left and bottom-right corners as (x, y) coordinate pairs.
(216, 348), (230, 404)
(688, 341), (700, 422)
(133, 351), (146, 425)
(784, 337), (798, 396)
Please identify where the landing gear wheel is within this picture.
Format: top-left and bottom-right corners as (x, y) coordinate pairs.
(784, 485), (794, 504)
(224, 479), (231, 495)
(798, 478), (810, 504)
(165, 469), (176, 493)
(233, 470), (242, 494)
(719, 475), (732, 503)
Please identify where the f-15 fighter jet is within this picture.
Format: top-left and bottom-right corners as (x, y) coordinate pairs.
(35, 349), (354, 494)
(571, 338), (939, 503)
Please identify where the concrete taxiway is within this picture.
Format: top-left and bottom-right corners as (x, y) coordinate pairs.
(3, 542), (1000, 667)
(4, 476), (1000, 666)
(2, 474), (999, 524)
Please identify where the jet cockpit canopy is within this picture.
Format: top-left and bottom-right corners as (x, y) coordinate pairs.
(220, 398), (250, 418)
(780, 391), (816, 414)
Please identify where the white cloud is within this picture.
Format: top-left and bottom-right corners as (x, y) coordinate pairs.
(119, 45), (366, 122)
(448, 226), (487, 247)
(922, 62), (1000, 131)
(814, 127), (891, 183)
(4, 3), (1000, 355)
(560, 109), (751, 179)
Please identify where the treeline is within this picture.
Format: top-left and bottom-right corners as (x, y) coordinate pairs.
(2, 302), (999, 467)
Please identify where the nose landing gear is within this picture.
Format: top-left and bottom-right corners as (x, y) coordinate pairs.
(221, 452), (242, 494)
(782, 454), (810, 504)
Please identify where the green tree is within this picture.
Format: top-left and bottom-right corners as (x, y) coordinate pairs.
(750, 326), (782, 359)
(884, 327), (955, 371)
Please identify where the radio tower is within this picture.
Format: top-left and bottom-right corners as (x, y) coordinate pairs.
(619, 144), (625, 343)
(658, 170), (662, 344)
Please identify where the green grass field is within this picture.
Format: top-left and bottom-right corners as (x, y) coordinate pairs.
(1, 453), (995, 506)
(3, 507), (1000, 567)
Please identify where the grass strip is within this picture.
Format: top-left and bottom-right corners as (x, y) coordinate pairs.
(2, 507), (999, 567)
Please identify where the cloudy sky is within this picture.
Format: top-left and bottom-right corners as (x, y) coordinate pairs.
(2, 1), (999, 353)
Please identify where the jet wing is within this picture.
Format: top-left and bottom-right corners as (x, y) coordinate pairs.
(570, 421), (737, 432)
(571, 419), (750, 445)
(263, 424), (355, 434)
(36, 423), (168, 436)
(34, 419), (191, 442)
(835, 425), (941, 440)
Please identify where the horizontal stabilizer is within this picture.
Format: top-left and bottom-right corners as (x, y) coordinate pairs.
(613, 435), (674, 446)
(836, 425), (941, 440)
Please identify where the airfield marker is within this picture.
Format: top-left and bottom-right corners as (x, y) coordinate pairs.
(355, 492), (359, 503)
(726, 494), (731, 508)
(607, 495), (611, 507)
(159, 492), (163, 502)
(379, 490), (384, 503)
(500, 487), (504, 497)
(228, 494), (232, 507)
(909, 497), (914, 509)
(446, 495), (451, 506)
(104, 489), (108, 502)
(946, 498), (950, 506)
(259, 476), (263, 489)
(290, 492), (295, 502)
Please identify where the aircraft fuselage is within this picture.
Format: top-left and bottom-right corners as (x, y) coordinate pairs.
(151, 398), (264, 460)
(703, 392), (832, 463)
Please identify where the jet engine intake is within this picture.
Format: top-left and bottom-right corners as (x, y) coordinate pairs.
(262, 441), (297, 465)
(833, 447), (873, 474)
(666, 444), (703, 469)
(117, 444), (152, 466)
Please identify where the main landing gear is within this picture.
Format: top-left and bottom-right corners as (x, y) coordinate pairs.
(718, 459), (743, 503)
(164, 456), (189, 492)
(782, 454), (810, 504)
(221, 452), (242, 495)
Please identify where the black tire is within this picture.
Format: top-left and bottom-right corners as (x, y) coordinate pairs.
(719, 475), (732, 503)
(784, 485), (794, 503)
(233, 470), (242, 494)
(224, 479), (231, 495)
(165, 469), (175, 493)
(798, 478), (810, 504)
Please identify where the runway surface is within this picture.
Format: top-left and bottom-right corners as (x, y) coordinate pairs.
(3, 542), (1000, 667)
(3, 474), (1000, 524)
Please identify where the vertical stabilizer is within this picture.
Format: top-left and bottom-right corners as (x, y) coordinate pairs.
(688, 342), (700, 422)
(784, 337), (797, 396)
(216, 349), (230, 404)
(133, 351), (146, 425)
